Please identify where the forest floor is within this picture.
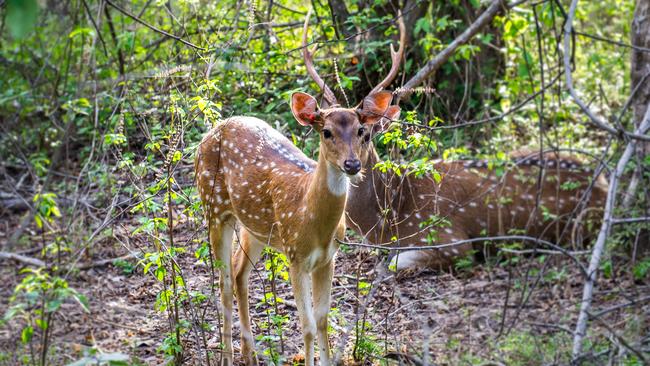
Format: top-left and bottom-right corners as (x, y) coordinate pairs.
(1, 213), (649, 366)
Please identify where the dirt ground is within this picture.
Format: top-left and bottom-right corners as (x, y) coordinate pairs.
(1, 216), (649, 366)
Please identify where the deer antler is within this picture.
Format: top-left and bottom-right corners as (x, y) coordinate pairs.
(368, 10), (406, 96)
(302, 9), (338, 106)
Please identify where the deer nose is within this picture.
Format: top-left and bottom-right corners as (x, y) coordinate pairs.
(343, 159), (361, 175)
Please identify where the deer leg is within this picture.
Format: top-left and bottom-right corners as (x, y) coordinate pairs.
(211, 219), (235, 366)
(233, 230), (264, 365)
(311, 259), (334, 366)
(290, 264), (316, 366)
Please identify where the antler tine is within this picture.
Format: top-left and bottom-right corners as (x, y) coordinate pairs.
(302, 9), (338, 106)
(368, 10), (406, 96)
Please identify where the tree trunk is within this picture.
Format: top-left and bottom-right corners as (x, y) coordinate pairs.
(631, 0), (650, 128)
(628, 0), (650, 253)
(328, 0), (351, 39)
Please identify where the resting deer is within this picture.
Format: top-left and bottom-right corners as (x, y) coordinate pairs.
(347, 144), (608, 271)
(332, 13), (608, 271)
(195, 10), (403, 365)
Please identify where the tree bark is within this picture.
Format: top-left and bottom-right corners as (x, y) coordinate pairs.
(631, 0), (650, 129)
(327, 0), (351, 39)
(628, 0), (650, 253)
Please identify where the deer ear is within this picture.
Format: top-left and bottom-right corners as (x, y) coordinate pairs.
(291, 92), (320, 126)
(372, 105), (401, 134)
(359, 91), (394, 125)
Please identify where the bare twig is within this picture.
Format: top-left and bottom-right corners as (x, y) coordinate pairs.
(571, 103), (650, 359)
(104, 0), (205, 50)
(337, 234), (588, 275)
(397, 0), (508, 99)
(611, 216), (650, 224)
(563, 0), (650, 142)
(575, 30), (650, 53)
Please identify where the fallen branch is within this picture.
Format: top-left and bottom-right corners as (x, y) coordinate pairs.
(0, 251), (46, 267)
(76, 252), (141, 270)
(0, 251), (140, 270)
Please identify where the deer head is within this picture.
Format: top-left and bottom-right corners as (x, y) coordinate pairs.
(296, 9), (405, 176)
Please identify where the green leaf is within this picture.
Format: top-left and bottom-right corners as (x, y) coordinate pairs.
(432, 171), (442, 184)
(35, 317), (47, 330)
(172, 150), (182, 163)
(3, 304), (23, 322)
(6, 0), (39, 39)
(21, 325), (33, 343)
(46, 299), (63, 312)
(34, 214), (43, 229)
(68, 27), (94, 39)
(50, 205), (61, 217)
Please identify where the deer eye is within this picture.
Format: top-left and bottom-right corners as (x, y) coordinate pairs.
(322, 129), (332, 139)
(358, 127), (365, 137)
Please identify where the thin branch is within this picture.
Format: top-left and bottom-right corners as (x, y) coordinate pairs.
(104, 0), (205, 50)
(571, 102), (650, 359)
(397, 0), (508, 99)
(81, 0), (108, 56)
(563, 0), (650, 141)
(401, 72), (562, 131)
(337, 234), (588, 275)
(612, 216), (650, 224)
(575, 30), (650, 53)
(590, 295), (650, 318)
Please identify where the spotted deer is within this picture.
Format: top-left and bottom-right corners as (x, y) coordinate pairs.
(347, 143), (609, 271)
(194, 10), (404, 365)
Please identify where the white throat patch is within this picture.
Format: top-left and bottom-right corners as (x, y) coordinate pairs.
(327, 162), (349, 196)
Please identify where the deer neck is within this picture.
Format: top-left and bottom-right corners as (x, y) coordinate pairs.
(346, 147), (388, 234)
(306, 149), (349, 224)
